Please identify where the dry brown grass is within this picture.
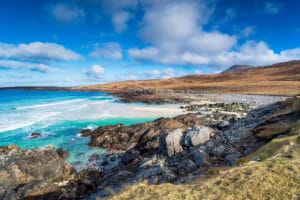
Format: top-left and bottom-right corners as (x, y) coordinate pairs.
(79, 61), (300, 95)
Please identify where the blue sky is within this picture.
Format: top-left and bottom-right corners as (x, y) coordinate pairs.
(0, 0), (299, 86)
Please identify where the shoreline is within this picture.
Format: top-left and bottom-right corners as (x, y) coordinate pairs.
(0, 88), (299, 199)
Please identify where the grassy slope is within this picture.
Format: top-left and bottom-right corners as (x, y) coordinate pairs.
(109, 98), (300, 200)
(80, 60), (300, 95)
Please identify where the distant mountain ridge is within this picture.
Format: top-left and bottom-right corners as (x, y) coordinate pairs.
(221, 65), (253, 74)
(78, 60), (300, 96)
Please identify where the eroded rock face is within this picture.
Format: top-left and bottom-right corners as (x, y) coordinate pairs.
(253, 97), (300, 140)
(0, 146), (76, 198)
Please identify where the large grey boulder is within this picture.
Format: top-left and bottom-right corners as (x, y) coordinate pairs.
(184, 126), (213, 147)
(165, 129), (183, 157)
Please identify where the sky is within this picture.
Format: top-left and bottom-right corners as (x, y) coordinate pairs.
(0, 0), (300, 86)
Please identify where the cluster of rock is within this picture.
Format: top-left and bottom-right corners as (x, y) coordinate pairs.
(112, 89), (187, 104)
(79, 101), (284, 198)
(0, 146), (104, 199)
(1, 96), (296, 199)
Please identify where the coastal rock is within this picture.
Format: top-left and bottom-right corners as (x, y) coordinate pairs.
(0, 146), (76, 197)
(216, 121), (230, 130)
(184, 126), (213, 147)
(121, 151), (139, 165)
(225, 152), (242, 165)
(178, 159), (197, 175)
(0, 144), (20, 155)
(84, 114), (202, 154)
(165, 129), (183, 157)
(89, 154), (100, 162)
(56, 148), (70, 159)
(31, 132), (41, 138)
(189, 148), (210, 166)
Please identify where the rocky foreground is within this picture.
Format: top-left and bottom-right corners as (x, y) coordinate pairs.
(1, 95), (299, 199)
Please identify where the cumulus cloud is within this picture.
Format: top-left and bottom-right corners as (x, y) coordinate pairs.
(0, 60), (61, 73)
(90, 42), (122, 60)
(128, 1), (236, 66)
(86, 65), (105, 79)
(128, 0), (299, 68)
(48, 3), (85, 23)
(0, 42), (82, 62)
(264, 2), (283, 15)
(101, 0), (137, 32)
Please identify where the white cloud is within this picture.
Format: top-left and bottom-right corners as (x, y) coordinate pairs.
(145, 68), (175, 79)
(128, 1), (299, 68)
(128, 1), (237, 66)
(211, 41), (300, 67)
(86, 65), (105, 79)
(264, 2), (283, 15)
(0, 42), (82, 62)
(112, 11), (131, 32)
(49, 3), (85, 23)
(0, 60), (61, 73)
(90, 42), (122, 60)
(101, 0), (137, 33)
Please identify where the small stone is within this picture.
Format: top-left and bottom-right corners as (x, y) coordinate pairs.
(225, 152), (242, 165)
(7, 144), (20, 151)
(56, 148), (70, 159)
(212, 145), (226, 156)
(89, 154), (100, 162)
(252, 156), (260, 162)
(31, 132), (41, 138)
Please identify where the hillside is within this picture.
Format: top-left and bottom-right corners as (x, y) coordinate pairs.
(221, 64), (253, 73)
(78, 60), (300, 96)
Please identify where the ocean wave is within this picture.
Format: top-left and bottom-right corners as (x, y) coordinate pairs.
(16, 99), (85, 110)
(0, 112), (61, 133)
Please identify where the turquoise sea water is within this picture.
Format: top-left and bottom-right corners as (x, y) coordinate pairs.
(0, 90), (176, 165)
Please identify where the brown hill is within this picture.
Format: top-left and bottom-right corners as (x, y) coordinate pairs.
(78, 60), (300, 96)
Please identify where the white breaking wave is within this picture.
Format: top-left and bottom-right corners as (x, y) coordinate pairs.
(0, 112), (61, 133)
(16, 99), (85, 110)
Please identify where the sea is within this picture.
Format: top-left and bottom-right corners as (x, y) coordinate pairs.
(0, 89), (181, 166)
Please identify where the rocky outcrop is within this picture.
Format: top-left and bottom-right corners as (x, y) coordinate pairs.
(112, 89), (186, 104)
(0, 146), (105, 199)
(0, 146), (76, 199)
(253, 96), (300, 140)
(0, 144), (20, 155)
(83, 114), (201, 154)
